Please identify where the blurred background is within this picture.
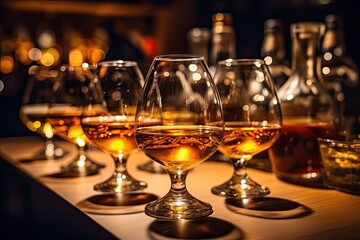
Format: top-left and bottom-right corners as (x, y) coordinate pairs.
(1, 0), (359, 138)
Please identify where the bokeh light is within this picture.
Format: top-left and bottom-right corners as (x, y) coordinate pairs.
(0, 56), (15, 74)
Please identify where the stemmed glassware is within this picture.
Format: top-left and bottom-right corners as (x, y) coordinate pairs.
(81, 60), (148, 193)
(135, 54), (224, 220)
(46, 64), (104, 178)
(211, 59), (282, 198)
(19, 65), (66, 162)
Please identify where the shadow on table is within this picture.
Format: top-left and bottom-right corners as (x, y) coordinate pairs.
(76, 192), (159, 215)
(148, 217), (244, 240)
(226, 197), (313, 219)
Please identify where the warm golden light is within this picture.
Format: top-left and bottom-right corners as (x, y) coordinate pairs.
(109, 139), (126, 153)
(76, 137), (86, 147)
(240, 140), (257, 153)
(33, 121), (41, 129)
(175, 147), (191, 161)
(69, 49), (83, 66)
(68, 126), (84, 140)
(0, 56), (14, 74)
(29, 48), (42, 61)
(47, 48), (60, 63)
(90, 48), (105, 63)
(43, 122), (54, 138)
(40, 51), (55, 66)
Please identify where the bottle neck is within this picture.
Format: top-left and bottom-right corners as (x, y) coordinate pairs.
(291, 32), (321, 81)
(209, 25), (236, 67)
(261, 32), (286, 61)
(322, 29), (346, 56)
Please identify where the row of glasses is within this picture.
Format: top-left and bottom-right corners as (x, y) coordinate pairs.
(20, 54), (282, 220)
(20, 65), (104, 178)
(19, 66), (67, 162)
(134, 56), (282, 219)
(46, 64), (105, 178)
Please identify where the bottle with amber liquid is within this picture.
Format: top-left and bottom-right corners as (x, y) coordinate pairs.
(209, 13), (236, 75)
(268, 22), (339, 188)
(261, 19), (292, 88)
(321, 15), (359, 136)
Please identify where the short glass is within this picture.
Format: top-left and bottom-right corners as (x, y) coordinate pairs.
(318, 137), (360, 195)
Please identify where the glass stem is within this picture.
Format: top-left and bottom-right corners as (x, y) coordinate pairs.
(113, 154), (128, 174)
(233, 157), (250, 180)
(44, 137), (55, 159)
(78, 144), (86, 159)
(168, 170), (189, 195)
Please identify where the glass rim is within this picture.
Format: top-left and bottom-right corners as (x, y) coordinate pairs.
(60, 63), (96, 71)
(97, 60), (139, 67)
(154, 54), (205, 61)
(317, 137), (360, 147)
(217, 58), (266, 66)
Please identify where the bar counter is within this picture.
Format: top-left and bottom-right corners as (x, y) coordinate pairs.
(1, 136), (359, 239)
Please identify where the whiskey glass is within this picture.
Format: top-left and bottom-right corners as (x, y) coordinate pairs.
(19, 66), (66, 162)
(211, 59), (282, 198)
(46, 64), (104, 178)
(135, 54), (224, 220)
(81, 60), (147, 192)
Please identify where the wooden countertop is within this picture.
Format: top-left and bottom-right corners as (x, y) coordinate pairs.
(1, 136), (359, 240)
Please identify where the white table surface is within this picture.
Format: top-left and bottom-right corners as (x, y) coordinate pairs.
(1, 136), (360, 240)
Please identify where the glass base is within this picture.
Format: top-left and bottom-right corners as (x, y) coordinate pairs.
(94, 172), (147, 193)
(19, 142), (67, 163)
(45, 155), (103, 178)
(145, 191), (213, 220)
(212, 177), (270, 198)
(137, 160), (166, 174)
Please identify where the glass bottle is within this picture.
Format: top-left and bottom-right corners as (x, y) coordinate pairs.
(261, 19), (292, 88)
(209, 13), (236, 75)
(321, 15), (359, 137)
(268, 22), (339, 188)
(187, 27), (210, 63)
(250, 19), (292, 171)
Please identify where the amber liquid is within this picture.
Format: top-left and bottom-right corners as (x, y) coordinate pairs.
(47, 107), (86, 144)
(268, 119), (338, 187)
(81, 116), (138, 156)
(19, 104), (53, 137)
(218, 122), (281, 161)
(135, 125), (224, 172)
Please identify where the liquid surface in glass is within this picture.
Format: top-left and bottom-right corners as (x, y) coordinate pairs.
(219, 121), (282, 160)
(135, 125), (224, 172)
(82, 115), (137, 156)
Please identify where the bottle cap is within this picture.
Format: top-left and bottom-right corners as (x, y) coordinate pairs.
(264, 19), (283, 34)
(212, 13), (233, 27)
(325, 15), (343, 30)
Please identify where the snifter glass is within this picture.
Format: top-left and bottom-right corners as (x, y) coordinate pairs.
(46, 64), (104, 178)
(211, 59), (282, 198)
(19, 66), (66, 162)
(135, 54), (224, 220)
(81, 60), (147, 193)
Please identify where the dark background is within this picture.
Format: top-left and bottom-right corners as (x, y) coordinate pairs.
(1, 0), (359, 138)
